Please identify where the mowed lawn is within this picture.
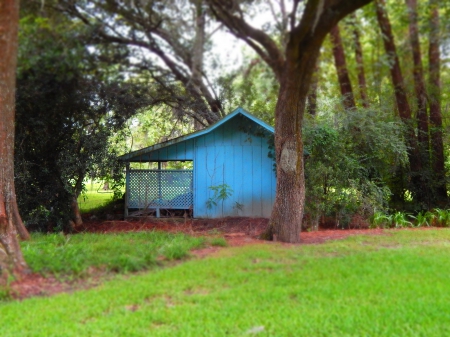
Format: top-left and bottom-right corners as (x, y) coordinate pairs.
(77, 181), (115, 213)
(2, 229), (450, 336)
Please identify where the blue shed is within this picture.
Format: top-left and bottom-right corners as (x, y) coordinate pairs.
(119, 107), (276, 218)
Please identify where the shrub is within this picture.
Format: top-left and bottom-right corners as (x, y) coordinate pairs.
(392, 211), (412, 228)
(434, 209), (450, 227)
(370, 211), (392, 229)
(303, 106), (407, 229)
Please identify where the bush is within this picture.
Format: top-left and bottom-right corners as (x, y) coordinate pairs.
(303, 106), (407, 229)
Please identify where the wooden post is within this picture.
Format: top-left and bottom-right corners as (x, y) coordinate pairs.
(124, 162), (130, 217)
(157, 161), (162, 218)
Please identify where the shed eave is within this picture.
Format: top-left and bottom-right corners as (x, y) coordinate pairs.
(119, 107), (274, 162)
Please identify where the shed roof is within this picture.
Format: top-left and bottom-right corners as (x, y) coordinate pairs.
(119, 107), (274, 162)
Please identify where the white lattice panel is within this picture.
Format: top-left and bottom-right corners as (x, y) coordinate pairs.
(128, 170), (193, 209)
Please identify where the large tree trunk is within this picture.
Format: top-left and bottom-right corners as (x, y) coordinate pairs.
(330, 24), (356, 110)
(350, 13), (370, 108)
(428, 0), (447, 202)
(406, 0), (430, 154)
(268, 44), (321, 243)
(0, 0), (29, 285)
(375, 0), (424, 204)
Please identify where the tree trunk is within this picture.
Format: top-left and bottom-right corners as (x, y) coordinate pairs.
(12, 199), (30, 240)
(0, 0), (29, 285)
(428, 0), (447, 202)
(329, 24), (356, 110)
(307, 60), (320, 116)
(375, 0), (424, 203)
(72, 175), (85, 227)
(350, 13), (370, 108)
(406, 0), (430, 155)
(268, 47), (320, 243)
(375, 0), (412, 121)
(71, 196), (83, 227)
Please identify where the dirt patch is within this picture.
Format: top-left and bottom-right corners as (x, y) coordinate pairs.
(75, 217), (270, 237)
(76, 217), (388, 246)
(9, 272), (105, 301)
(9, 218), (441, 300)
(300, 228), (387, 244)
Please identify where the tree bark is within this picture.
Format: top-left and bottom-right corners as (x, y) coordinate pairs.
(268, 46), (317, 243)
(307, 60), (320, 116)
(375, 0), (424, 203)
(406, 0), (430, 158)
(71, 174), (85, 227)
(350, 13), (370, 108)
(12, 199), (30, 240)
(330, 24), (356, 110)
(71, 196), (83, 227)
(0, 0), (29, 285)
(428, 0), (447, 202)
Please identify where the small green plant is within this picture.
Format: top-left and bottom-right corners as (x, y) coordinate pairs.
(409, 211), (434, 227)
(206, 184), (234, 214)
(159, 243), (190, 260)
(0, 287), (11, 302)
(210, 237), (228, 247)
(434, 209), (450, 227)
(392, 211), (412, 228)
(425, 211), (437, 226)
(370, 211), (392, 228)
(233, 201), (244, 213)
(205, 198), (216, 210)
(208, 229), (222, 235)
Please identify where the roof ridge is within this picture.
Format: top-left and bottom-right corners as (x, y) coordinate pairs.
(119, 107), (274, 161)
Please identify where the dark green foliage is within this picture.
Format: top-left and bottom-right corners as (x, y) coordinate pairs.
(15, 16), (151, 231)
(303, 106), (408, 228)
(370, 209), (450, 228)
(225, 60), (277, 126)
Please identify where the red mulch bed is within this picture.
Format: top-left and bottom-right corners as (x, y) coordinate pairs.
(8, 217), (440, 300)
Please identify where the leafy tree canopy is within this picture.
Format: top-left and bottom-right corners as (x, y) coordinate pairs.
(15, 13), (155, 231)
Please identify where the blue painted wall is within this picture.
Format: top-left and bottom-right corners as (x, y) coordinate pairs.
(124, 111), (276, 218)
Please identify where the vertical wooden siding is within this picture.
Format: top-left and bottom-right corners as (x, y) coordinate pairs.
(126, 115), (276, 218)
(193, 116), (275, 218)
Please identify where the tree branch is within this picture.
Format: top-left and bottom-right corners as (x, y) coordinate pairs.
(207, 0), (285, 80)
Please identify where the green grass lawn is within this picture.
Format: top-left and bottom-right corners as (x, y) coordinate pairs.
(2, 229), (450, 336)
(20, 231), (206, 277)
(77, 192), (113, 213)
(77, 181), (120, 213)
